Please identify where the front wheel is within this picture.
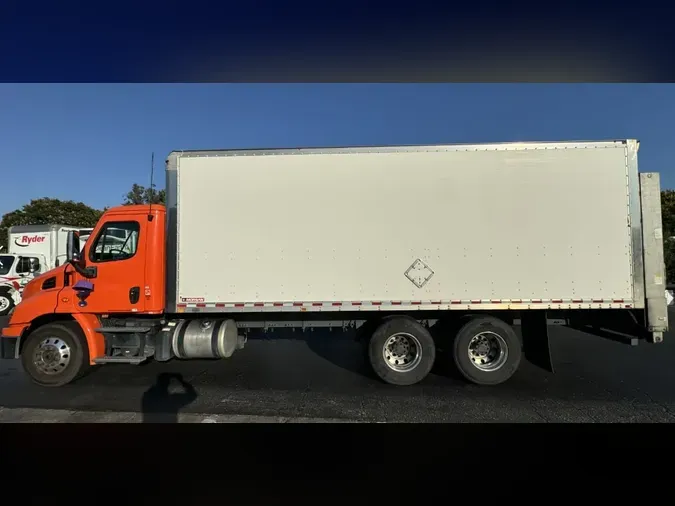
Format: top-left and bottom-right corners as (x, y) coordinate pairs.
(21, 322), (90, 387)
(0, 289), (15, 317)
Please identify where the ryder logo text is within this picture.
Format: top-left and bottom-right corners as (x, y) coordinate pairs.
(14, 235), (47, 247)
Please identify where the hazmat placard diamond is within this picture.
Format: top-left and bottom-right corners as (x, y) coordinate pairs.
(404, 259), (435, 288)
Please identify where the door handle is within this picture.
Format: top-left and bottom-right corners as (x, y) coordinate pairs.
(129, 286), (140, 304)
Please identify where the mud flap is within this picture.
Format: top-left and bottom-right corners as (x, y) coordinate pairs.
(521, 310), (554, 373)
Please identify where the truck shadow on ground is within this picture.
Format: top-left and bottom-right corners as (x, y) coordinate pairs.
(302, 327), (466, 383)
(303, 331), (376, 379)
(140, 372), (198, 423)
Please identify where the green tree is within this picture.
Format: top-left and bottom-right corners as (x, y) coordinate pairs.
(661, 190), (675, 238)
(661, 190), (675, 285)
(0, 198), (103, 251)
(123, 183), (165, 205)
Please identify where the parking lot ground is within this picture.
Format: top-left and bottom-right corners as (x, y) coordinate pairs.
(2, 313), (675, 422)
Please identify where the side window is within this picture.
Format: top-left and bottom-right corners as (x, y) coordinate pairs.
(89, 221), (141, 263)
(0, 256), (13, 275)
(17, 257), (40, 273)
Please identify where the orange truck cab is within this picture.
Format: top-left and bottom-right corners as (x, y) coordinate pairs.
(0, 205), (170, 386)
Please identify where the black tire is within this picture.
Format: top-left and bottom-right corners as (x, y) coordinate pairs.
(21, 322), (91, 387)
(0, 289), (15, 317)
(368, 316), (436, 386)
(452, 316), (521, 386)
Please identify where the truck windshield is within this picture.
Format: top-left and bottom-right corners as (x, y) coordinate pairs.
(0, 255), (15, 275)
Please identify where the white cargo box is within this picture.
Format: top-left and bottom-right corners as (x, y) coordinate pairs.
(166, 140), (650, 314)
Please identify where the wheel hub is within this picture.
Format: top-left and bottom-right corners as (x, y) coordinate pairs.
(475, 341), (490, 355)
(0, 296), (9, 312)
(468, 331), (508, 372)
(33, 337), (71, 375)
(392, 341), (408, 356)
(382, 332), (422, 372)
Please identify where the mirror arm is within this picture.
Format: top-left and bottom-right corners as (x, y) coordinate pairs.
(68, 259), (97, 279)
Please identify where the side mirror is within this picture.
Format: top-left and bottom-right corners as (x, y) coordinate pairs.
(28, 259), (40, 273)
(65, 230), (97, 279)
(66, 230), (81, 263)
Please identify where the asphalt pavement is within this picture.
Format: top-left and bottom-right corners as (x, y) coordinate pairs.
(2, 313), (675, 422)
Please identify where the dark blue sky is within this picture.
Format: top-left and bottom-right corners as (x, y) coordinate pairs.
(1, 84), (673, 216)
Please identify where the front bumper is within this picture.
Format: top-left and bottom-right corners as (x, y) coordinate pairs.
(1, 322), (27, 360)
(0, 336), (18, 359)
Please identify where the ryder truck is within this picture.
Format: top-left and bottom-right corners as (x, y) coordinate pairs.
(0, 140), (668, 388)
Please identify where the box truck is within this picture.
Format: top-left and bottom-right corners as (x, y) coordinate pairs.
(0, 139), (668, 388)
(0, 224), (84, 316)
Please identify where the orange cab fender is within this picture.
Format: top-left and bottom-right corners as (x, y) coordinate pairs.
(72, 313), (105, 365)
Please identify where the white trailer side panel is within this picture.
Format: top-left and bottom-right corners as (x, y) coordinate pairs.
(172, 141), (637, 311)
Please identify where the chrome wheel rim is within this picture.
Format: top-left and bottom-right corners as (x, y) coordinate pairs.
(33, 337), (72, 375)
(382, 332), (422, 372)
(468, 331), (508, 371)
(0, 296), (10, 312)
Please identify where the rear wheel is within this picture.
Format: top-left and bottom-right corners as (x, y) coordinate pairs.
(21, 322), (90, 387)
(0, 289), (15, 317)
(368, 316), (436, 386)
(451, 316), (521, 386)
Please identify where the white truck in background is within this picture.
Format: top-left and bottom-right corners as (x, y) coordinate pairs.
(79, 228), (93, 246)
(79, 227), (133, 253)
(0, 224), (84, 316)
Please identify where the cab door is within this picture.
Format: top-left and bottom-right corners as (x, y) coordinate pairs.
(64, 219), (146, 313)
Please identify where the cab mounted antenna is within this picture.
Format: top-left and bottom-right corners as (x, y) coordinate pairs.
(148, 152), (155, 222)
